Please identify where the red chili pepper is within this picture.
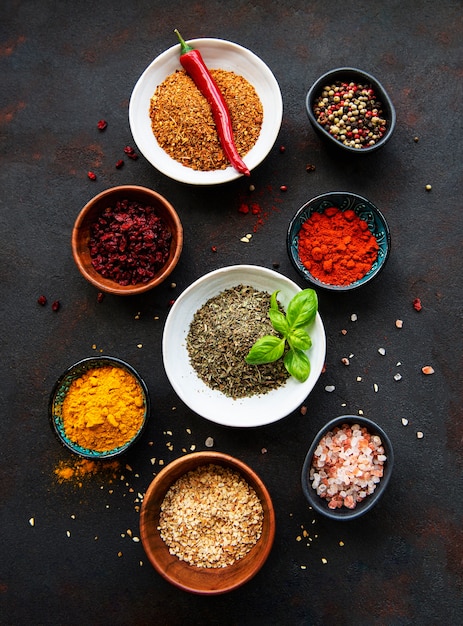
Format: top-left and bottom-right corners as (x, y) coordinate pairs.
(174, 29), (250, 177)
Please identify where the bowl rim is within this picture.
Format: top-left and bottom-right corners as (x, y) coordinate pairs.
(49, 355), (150, 458)
(129, 37), (283, 185)
(162, 264), (326, 427)
(306, 66), (396, 153)
(71, 185), (183, 295)
(287, 191), (391, 291)
(301, 415), (394, 520)
(139, 450), (276, 594)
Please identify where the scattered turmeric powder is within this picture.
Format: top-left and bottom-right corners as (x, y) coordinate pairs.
(54, 458), (120, 485)
(62, 366), (146, 452)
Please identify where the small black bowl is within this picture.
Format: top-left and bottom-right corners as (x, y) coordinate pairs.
(301, 416), (394, 520)
(306, 67), (396, 154)
(49, 356), (150, 458)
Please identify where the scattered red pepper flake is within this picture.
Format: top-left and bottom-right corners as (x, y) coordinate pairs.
(87, 171), (97, 181)
(37, 295), (47, 306)
(52, 300), (60, 312)
(413, 298), (422, 311)
(97, 119), (108, 131)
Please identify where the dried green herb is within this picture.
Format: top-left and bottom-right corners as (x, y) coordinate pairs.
(186, 285), (289, 399)
(245, 289), (318, 382)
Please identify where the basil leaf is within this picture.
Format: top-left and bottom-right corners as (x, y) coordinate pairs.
(287, 327), (312, 351)
(270, 290), (280, 311)
(268, 308), (289, 337)
(245, 335), (286, 365)
(286, 289), (318, 329)
(284, 348), (311, 382)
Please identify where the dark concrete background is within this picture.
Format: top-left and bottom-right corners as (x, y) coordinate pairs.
(1, 1), (462, 624)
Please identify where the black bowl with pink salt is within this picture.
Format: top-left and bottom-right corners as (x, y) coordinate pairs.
(301, 415), (394, 520)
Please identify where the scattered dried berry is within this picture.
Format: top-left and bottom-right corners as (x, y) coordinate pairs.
(52, 300), (60, 312)
(413, 298), (422, 311)
(123, 146), (138, 160)
(87, 171), (97, 181)
(280, 185), (288, 192)
(97, 292), (105, 303)
(97, 119), (108, 131)
(300, 405), (307, 416)
(115, 159), (124, 169)
(211, 245), (217, 252)
(279, 145), (286, 153)
(37, 295), (47, 306)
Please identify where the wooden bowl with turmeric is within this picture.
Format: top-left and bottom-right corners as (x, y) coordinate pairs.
(49, 356), (150, 458)
(287, 192), (391, 291)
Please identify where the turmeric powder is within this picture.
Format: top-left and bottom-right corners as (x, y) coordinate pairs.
(62, 366), (146, 452)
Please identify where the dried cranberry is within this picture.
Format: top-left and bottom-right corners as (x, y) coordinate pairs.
(52, 300), (60, 312)
(88, 199), (172, 286)
(37, 295), (47, 306)
(115, 159), (124, 169)
(87, 171), (97, 181)
(413, 298), (422, 311)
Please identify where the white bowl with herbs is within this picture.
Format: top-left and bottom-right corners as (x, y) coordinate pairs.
(162, 265), (326, 427)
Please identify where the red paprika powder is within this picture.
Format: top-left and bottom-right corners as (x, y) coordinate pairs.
(297, 207), (379, 285)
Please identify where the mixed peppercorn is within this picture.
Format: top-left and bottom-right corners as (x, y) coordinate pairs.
(313, 81), (387, 149)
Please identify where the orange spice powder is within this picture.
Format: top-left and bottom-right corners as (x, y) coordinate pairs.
(298, 207), (379, 285)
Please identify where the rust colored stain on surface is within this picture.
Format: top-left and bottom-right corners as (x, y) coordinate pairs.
(0, 34), (26, 56)
(0, 101), (26, 125)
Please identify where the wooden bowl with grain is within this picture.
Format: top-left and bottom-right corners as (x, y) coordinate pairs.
(140, 451), (275, 594)
(72, 185), (183, 296)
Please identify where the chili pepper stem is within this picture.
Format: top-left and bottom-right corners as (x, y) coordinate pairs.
(174, 29), (193, 55)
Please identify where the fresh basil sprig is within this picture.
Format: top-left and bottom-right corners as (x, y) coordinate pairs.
(245, 289), (318, 382)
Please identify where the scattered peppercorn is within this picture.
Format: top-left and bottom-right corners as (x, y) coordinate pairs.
(37, 295), (47, 306)
(52, 300), (60, 312)
(87, 171), (97, 181)
(413, 298), (422, 311)
(313, 81), (387, 149)
(97, 119), (108, 131)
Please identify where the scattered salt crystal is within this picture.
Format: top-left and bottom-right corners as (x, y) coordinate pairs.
(301, 565), (307, 570)
(341, 357), (350, 366)
(394, 373), (402, 381)
(422, 366), (435, 375)
(373, 383), (379, 392)
(395, 319), (403, 328)
(356, 376), (362, 382)
(417, 431), (424, 439)
(378, 347), (386, 355)
(29, 517), (35, 527)
(396, 361), (402, 366)
(401, 418), (409, 426)
(321, 558), (328, 564)
(205, 437), (214, 448)
(350, 313), (358, 322)
(325, 385), (335, 392)
(339, 541), (344, 547)
(341, 329), (347, 335)
(358, 409), (364, 415)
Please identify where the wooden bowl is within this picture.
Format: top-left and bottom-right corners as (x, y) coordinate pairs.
(140, 451), (275, 594)
(72, 185), (183, 295)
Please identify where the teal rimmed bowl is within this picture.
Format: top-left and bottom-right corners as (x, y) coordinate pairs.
(49, 356), (149, 458)
(287, 192), (391, 291)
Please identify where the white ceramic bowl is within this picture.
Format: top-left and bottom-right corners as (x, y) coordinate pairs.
(129, 38), (283, 185)
(162, 265), (326, 427)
